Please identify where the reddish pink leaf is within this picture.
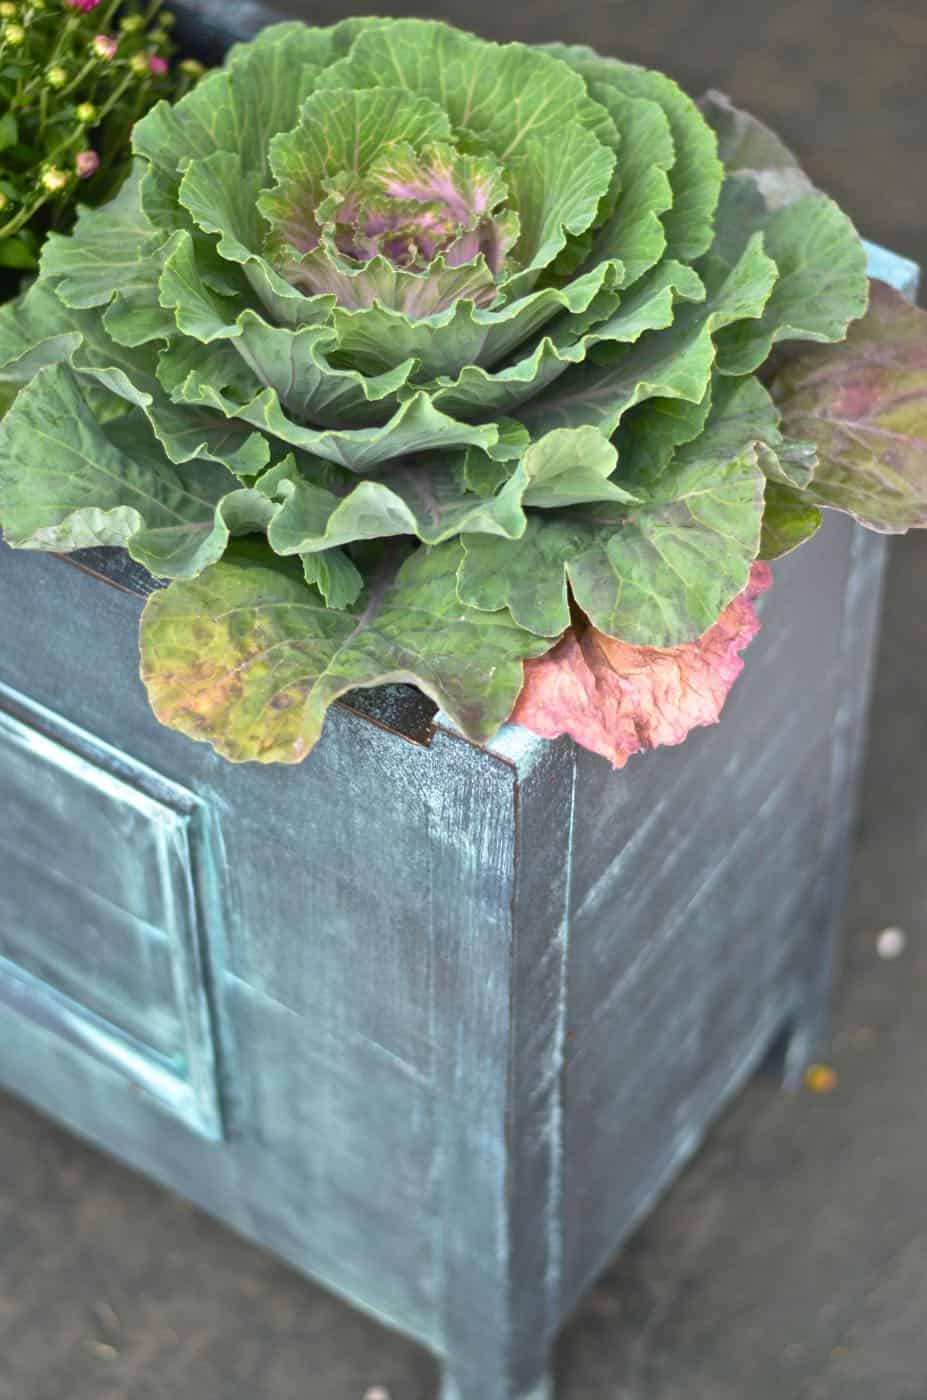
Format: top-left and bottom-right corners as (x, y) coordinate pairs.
(513, 562), (772, 767)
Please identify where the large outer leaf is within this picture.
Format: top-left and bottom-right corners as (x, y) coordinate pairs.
(543, 44), (724, 263)
(696, 93), (868, 376)
(458, 376), (768, 646)
(512, 561), (771, 767)
(771, 279), (927, 531)
(38, 165), (162, 310)
(132, 24), (332, 186)
(140, 541), (551, 763)
(517, 234), (776, 437)
(260, 427), (634, 555)
(711, 179), (869, 376)
(698, 90), (814, 210)
(0, 365), (265, 576)
(317, 20), (614, 163)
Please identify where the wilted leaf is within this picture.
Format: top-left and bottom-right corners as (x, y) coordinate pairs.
(772, 279), (927, 531)
(512, 561), (772, 766)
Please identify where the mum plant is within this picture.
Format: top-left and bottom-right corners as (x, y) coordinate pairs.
(0, 0), (200, 274)
(0, 17), (925, 766)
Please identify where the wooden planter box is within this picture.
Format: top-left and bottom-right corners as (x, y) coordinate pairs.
(0, 4), (920, 1390)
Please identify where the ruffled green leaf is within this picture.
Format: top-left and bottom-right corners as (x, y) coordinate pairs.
(259, 427), (634, 555)
(712, 178), (869, 375)
(459, 376), (768, 645)
(330, 261), (618, 380)
(133, 25), (329, 187)
(140, 540), (551, 763)
(518, 235), (776, 437)
(318, 20), (615, 163)
(544, 45), (724, 263)
(426, 261), (702, 418)
(39, 164), (161, 309)
(0, 364), (265, 577)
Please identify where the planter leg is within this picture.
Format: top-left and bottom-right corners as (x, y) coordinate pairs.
(440, 1361), (554, 1400)
(765, 992), (830, 1093)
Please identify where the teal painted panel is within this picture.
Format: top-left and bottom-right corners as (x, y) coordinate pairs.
(0, 682), (224, 1140)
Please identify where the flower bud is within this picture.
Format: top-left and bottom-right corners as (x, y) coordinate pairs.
(92, 33), (117, 59)
(0, 3), (17, 18)
(46, 63), (68, 87)
(119, 13), (144, 31)
(148, 53), (167, 76)
(159, 9), (175, 24)
(179, 57), (204, 77)
(148, 27), (167, 43)
(128, 50), (148, 74)
(0, 191), (9, 212)
(4, 21), (25, 42)
(41, 166), (69, 193)
(75, 148), (99, 179)
(75, 100), (96, 122)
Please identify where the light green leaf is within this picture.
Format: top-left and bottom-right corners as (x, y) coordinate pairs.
(518, 234), (776, 437)
(317, 19), (614, 163)
(0, 364), (262, 577)
(132, 25), (327, 187)
(260, 426), (634, 556)
(585, 87), (674, 288)
(0, 281), (81, 382)
(712, 179), (869, 374)
(140, 540), (551, 763)
(330, 260), (618, 380)
(39, 164), (165, 310)
(500, 121), (616, 287)
(300, 546), (364, 609)
(544, 45), (724, 263)
(426, 260), (702, 418)
(459, 376), (768, 645)
(185, 373), (508, 473)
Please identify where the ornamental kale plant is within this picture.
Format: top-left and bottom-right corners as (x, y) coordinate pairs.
(0, 18), (925, 766)
(0, 0), (201, 274)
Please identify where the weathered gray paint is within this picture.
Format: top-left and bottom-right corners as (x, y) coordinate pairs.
(0, 50), (918, 1388)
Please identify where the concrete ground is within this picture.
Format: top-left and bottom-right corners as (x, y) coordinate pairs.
(1, 2), (926, 1397)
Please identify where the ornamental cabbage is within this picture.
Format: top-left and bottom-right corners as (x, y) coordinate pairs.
(0, 19), (924, 764)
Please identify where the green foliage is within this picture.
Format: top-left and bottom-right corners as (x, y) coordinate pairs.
(1, 17), (905, 765)
(0, 0), (201, 274)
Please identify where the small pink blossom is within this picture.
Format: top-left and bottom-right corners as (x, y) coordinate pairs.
(65, 0), (101, 12)
(92, 33), (118, 59)
(75, 149), (100, 179)
(148, 53), (168, 76)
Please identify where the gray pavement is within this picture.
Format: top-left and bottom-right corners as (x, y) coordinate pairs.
(1, 2), (926, 1396)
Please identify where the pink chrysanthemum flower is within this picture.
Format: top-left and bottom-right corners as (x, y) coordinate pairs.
(92, 33), (117, 59)
(65, 0), (101, 11)
(75, 149), (99, 179)
(147, 53), (168, 76)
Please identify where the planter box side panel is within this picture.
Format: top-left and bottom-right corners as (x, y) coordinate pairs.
(560, 510), (888, 1311)
(0, 542), (523, 1350)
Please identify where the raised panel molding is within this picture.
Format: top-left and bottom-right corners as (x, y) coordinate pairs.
(0, 680), (224, 1140)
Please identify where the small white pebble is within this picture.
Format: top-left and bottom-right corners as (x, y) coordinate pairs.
(363, 1389), (391, 1400)
(876, 926), (906, 959)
